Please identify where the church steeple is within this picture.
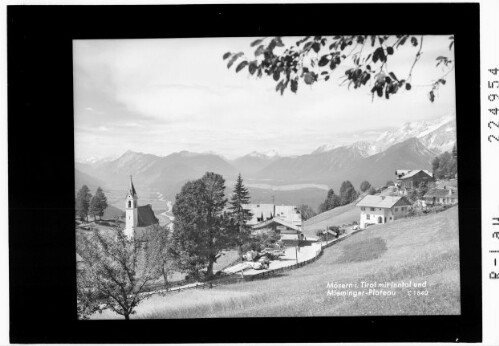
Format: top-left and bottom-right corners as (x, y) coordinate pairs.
(125, 175), (139, 239)
(129, 175), (137, 198)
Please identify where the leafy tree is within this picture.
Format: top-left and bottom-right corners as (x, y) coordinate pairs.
(76, 226), (162, 320)
(170, 172), (230, 279)
(359, 180), (372, 192)
(318, 188), (341, 213)
(432, 151), (457, 179)
(299, 204), (317, 221)
(366, 186), (377, 195)
(408, 181), (432, 203)
(452, 142), (457, 159)
(76, 185), (92, 222)
(89, 187), (108, 221)
(339, 181), (358, 205)
(228, 174), (253, 258)
(143, 224), (174, 289)
(224, 35), (454, 102)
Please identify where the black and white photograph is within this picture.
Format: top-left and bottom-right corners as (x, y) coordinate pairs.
(7, 2), (490, 343)
(74, 34), (461, 320)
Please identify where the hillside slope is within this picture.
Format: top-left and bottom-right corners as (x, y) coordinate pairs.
(302, 202), (359, 237)
(75, 169), (105, 192)
(95, 207), (460, 318)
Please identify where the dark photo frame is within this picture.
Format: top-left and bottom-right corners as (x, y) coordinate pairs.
(8, 3), (481, 343)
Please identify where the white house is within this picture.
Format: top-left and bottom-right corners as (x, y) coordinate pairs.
(423, 187), (458, 206)
(356, 195), (412, 229)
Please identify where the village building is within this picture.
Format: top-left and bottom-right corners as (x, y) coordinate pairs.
(124, 176), (159, 240)
(244, 203), (302, 228)
(423, 187), (458, 206)
(243, 203), (303, 242)
(251, 217), (303, 240)
(395, 169), (434, 192)
(356, 195), (412, 229)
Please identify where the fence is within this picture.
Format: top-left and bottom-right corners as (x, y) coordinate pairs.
(144, 229), (364, 296)
(211, 246), (324, 286)
(320, 228), (362, 250)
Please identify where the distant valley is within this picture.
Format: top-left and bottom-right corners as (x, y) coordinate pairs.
(76, 114), (455, 210)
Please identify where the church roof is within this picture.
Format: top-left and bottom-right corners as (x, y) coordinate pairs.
(137, 204), (159, 227)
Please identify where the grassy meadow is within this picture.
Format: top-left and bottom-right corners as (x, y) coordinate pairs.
(302, 202), (359, 237)
(92, 206), (460, 319)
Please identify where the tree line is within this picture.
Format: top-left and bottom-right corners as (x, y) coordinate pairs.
(317, 180), (376, 214)
(75, 185), (108, 222)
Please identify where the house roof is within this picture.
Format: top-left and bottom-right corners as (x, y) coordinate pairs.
(424, 188), (458, 198)
(251, 217), (301, 232)
(399, 169), (433, 180)
(395, 169), (411, 176)
(356, 195), (411, 208)
(137, 204), (159, 227)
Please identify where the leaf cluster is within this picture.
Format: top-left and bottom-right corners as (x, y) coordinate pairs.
(224, 35), (454, 102)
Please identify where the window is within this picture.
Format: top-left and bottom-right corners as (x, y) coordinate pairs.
(361, 207), (365, 211)
(370, 207), (375, 211)
(394, 207), (398, 212)
(366, 214), (370, 220)
(390, 217), (392, 220)
(128, 201), (131, 208)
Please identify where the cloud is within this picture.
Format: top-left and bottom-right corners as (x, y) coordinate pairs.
(73, 36), (456, 159)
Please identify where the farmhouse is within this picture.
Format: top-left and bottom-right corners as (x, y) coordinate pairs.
(395, 169), (433, 190)
(251, 217), (303, 241)
(356, 195), (412, 229)
(244, 203), (302, 227)
(423, 187), (458, 206)
(124, 176), (159, 240)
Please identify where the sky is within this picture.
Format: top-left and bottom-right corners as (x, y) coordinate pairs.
(73, 35), (456, 161)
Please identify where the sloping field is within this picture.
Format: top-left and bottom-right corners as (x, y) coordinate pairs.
(93, 206), (460, 319)
(302, 202), (359, 237)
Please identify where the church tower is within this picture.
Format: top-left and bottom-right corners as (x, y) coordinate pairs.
(125, 175), (138, 239)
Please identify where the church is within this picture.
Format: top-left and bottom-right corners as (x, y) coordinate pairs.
(124, 176), (159, 240)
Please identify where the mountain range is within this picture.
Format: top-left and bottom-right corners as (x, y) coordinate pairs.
(76, 114), (455, 208)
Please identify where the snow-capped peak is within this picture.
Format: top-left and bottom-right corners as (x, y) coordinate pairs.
(247, 150), (279, 159)
(312, 144), (341, 154)
(312, 113), (456, 157)
(348, 141), (379, 157)
(76, 155), (118, 164)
